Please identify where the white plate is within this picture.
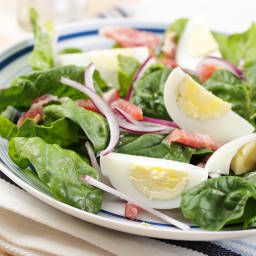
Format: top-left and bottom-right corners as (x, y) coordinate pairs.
(0, 18), (255, 241)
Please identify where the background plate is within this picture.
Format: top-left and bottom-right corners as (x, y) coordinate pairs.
(0, 18), (256, 241)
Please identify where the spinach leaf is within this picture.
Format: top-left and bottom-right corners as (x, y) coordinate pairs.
(59, 48), (83, 54)
(0, 65), (88, 113)
(115, 133), (212, 163)
(131, 66), (172, 120)
(118, 55), (140, 98)
(165, 18), (188, 42)
(0, 115), (18, 140)
(9, 137), (102, 213)
(243, 171), (256, 186)
(44, 100), (109, 152)
(181, 176), (256, 230)
(203, 67), (256, 126)
(0, 115), (80, 147)
(213, 23), (256, 67)
(29, 8), (54, 70)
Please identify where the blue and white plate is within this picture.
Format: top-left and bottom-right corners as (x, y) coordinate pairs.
(0, 19), (255, 241)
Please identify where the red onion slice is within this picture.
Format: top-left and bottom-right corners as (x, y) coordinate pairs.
(142, 117), (179, 129)
(81, 175), (190, 231)
(196, 56), (246, 81)
(126, 56), (153, 101)
(61, 76), (120, 156)
(117, 116), (172, 134)
(112, 106), (139, 125)
(85, 63), (95, 91)
(85, 141), (100, 171)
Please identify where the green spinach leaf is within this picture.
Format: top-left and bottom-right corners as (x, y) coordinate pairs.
(29, 8), (54, 70)
(165, 18), (188, 42)
(131, 66), (172, 120)
(118, 55), (140, 98)
(0, 65), (87, 113)
(9, 137), (102, 213)
(59, 48), (83, 54)
(181, 176), (256, 230)
(115, 133), (212, 163)
(203, 67), (256, 126)
(0, 115), (80, 147)
(213, 23), (256, 67)
(44, 100), (109, 152)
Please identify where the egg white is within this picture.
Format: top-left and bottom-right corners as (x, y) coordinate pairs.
(163, 67), (254, 143)
(206, 133), (256, 175)
(176, 17), (221, 71)
(58, 47), (149, 88)
(100, 152), (208, 209)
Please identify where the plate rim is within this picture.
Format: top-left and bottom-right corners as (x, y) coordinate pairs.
(0, 18), (255, 241)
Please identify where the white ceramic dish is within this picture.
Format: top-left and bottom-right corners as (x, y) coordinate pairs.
(0, 18), (255, 241)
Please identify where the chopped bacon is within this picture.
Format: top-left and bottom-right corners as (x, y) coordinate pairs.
(100, 26), (160, 54)
(17, 94), (69, 126)
(158, 58), (177, 68)
(162, 31), (177, 59)
(111, 99), (143, 121)
(103, 88), (120, 104)
(199, 65), (217, 83)
(17, 107), (43, 126)
(168, 129), (218, 151)
(75, 99), (101, 114)
(125, 203), (140, 220)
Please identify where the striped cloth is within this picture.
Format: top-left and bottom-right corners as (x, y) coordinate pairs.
(0, 5), (255, 256)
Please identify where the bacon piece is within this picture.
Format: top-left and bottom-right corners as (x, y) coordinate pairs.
(17, 107), (43, 126)
(162, 31), (177, 59)
(111, 98), (143, 121)
(75, 99), (101, 114)
(100, 26), (160, 54)
(199, 65), (217, 83)
(125, 203), (140, 220)
(168, 129), (218, 151)
(196, 155), (211, 168)
(17, 94), (69, 126)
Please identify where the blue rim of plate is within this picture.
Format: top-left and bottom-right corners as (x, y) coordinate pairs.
(0, 26), (200, 229)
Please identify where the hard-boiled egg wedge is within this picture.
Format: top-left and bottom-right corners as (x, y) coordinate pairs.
(58, 47), (149, 88)
(176, 17), (221, 70)
(164, 67), (254, 143)
(206, 133), (256, 175)
(100, 152), (208, 209)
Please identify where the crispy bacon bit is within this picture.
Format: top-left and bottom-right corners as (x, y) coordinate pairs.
(75, 99), (101, 114)
(196, 155), (211, 168)
(17, 107), (43, 126)
(111, 99), (143, 121)
(168, 129), (218, 151)
(158, 58), (177, 68)
(100, 26), (160, 54)
(162, 32), (177, 59)
(125, 203), (140, 220)
(17, 94), (69, 126)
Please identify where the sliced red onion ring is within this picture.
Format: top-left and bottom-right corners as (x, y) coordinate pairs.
(142, 117), (179, 129)
(61, 76), (120, 156)
(126, 56), (153, 101)
(85, 63), (95, 91)
(112, 106), (138, 125)
(81, 175), (190, 231)
(85, 141), (100, 171)
(117, 116), (172, 134)
(182, 68), (198, 76)
(196, 56), (246, 81)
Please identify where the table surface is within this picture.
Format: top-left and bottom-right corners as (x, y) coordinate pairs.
(0, 1), (134, 255)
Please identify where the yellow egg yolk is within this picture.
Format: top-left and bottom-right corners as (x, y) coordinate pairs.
(177, 75), (231, 120)
(130, 165), (188, 200)
(186, 24), (219, 57)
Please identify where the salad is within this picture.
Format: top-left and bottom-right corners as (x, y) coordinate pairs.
(1, 8), (256, 231)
